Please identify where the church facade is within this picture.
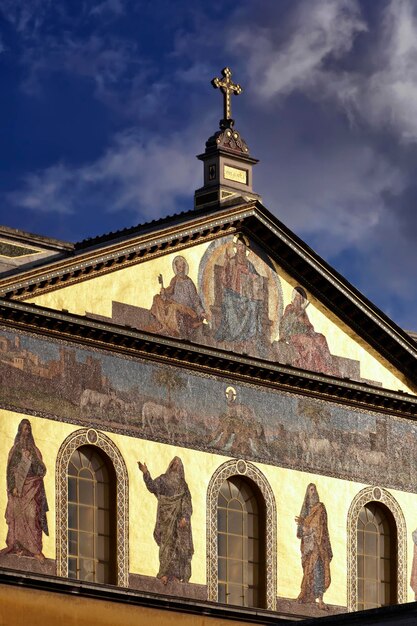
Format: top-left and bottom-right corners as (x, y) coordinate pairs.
(0, 69), (417, 625)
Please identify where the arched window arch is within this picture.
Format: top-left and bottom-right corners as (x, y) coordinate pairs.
(356, 502), (396, 610)
(56, 429), (129, 587)
(217, 475), (265, 607)
(67, 445), (116, 584)
(347, 486), (407, 611)
(207, 459), (276, 611)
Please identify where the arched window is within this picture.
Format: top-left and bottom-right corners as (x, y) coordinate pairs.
(356, 503), (396, 610)
(56, 428), (129, 587)
(207, 460), (276, 610)
(347, 486), (406, 611)
(217, 476), (265, 608)
(67, 445), (116, 584)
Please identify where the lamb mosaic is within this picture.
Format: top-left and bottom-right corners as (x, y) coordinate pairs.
(0, 327), (414, 492)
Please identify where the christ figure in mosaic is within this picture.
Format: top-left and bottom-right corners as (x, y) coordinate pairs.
(215, 236), (264, 345)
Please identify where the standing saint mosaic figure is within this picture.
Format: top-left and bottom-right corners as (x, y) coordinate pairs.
(295, 483), (333, 610)
(410, 527), (417, 600)
(1, 419), (49, 562)
(138, 456), (194, 584)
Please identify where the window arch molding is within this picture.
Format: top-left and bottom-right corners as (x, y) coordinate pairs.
(207, 459), (277, 610)
(347, 486), (407, 611)
(56, 428), (129, 587)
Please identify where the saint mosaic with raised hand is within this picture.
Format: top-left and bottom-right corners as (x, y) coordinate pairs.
(138, 456), (194, 585)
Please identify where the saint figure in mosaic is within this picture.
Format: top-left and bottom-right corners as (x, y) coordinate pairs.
(279, 287), (339, 376)
(149, 255), (206, 339)
(1, 419), (49, 562)
(138, 456), (193, 584)
(410, 528), (417, 599)
(295, 483), (332, 610)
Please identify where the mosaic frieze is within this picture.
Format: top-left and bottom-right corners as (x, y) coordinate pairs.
(0, 327), (414, 492)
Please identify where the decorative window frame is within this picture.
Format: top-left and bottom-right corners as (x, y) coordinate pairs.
(347, 485), (407, 611)
(207, 459), (277, 610)
(56, 428), (129, 587)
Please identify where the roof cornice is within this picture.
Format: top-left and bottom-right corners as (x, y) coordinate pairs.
(0, 200), (416, 385)
(0, 204), (252, 298)
(0, 297), (416, 418)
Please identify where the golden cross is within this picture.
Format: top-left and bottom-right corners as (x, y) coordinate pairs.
(211, 67), (242, 126)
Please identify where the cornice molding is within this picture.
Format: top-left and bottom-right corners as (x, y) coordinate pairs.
(0, 201), (416, 385)
(0, 205), (253, 298)
(0, 298), (416, 419)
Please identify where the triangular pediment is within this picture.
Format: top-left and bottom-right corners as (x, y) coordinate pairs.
(0, 201), (416, 393)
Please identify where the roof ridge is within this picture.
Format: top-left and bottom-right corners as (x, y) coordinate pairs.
(74, 204), (226, 250)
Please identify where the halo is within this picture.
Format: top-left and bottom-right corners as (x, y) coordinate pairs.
(233, 233), (250, 246)
(232, 234), (250, 256)
(225, 386), (237, 402)
(172, 255), (189, 275)
(292, 286), (309, 308)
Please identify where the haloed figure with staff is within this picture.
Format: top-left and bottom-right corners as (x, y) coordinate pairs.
(150, 255), (206, 339)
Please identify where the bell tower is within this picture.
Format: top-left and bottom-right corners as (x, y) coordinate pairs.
(194, 67), (261, 209)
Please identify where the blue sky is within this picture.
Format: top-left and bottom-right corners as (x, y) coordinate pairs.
(1, 0), (417, 331)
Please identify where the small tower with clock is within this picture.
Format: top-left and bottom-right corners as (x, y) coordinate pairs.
(194, 67), (261, 209)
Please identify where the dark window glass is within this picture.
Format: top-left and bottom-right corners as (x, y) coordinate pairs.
(356, 503), (396, 610)
(217, 476), (265, 608)
(67, 446), (116, 584)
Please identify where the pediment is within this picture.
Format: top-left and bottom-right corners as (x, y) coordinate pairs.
(0, 201), (416, 393)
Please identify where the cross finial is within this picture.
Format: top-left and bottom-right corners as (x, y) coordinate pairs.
(211, 67), (242, 129)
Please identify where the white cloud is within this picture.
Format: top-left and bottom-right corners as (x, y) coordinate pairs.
(9, 163), (75, 214)
(315, 0), (417, 142)
(233, 0), (417, 143)
(0, 0), (51, 36)
(357, 0), (417, 141)
(0, 0), (141, 105)
(8, 128), (202, 218)
(20, 33), (139, 98)
(233, 0), (366, 100)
